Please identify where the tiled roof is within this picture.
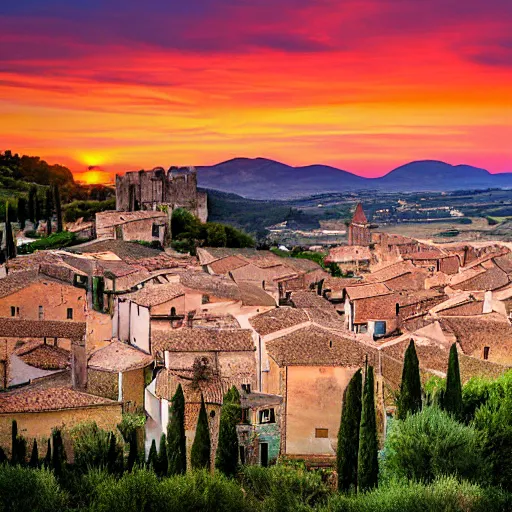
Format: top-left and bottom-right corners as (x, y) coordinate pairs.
(304, 307), (346, 330)
(323, 277), (363, 292)
(403, 250), (447, 261)
(230, 263), (297, 283)
(249, 307), (309, 336)
(6, 251), (59, 273)
(396, 290), (445, 307)
(493, 254), (512, 274)
(88, 340), (154, 372)
(364, 261), (417, 283)
(266, 325), (367, 366)
(123, 283), (185, 307)
(196, 247), (270, 266)
(451, 266), (509, 291)
(0, 270), (39, 298)
(96, 260), (140, 278)
(325, 246), (371, 263)
(18, 344), (70, 370)
(237, 282), (276, 307)
(96, 210), (166, 229)
(209, 255), (249, 275)
(68, 239), (164, 261)
(352, 203), (368, 224)
(0, 319), (86, 339)
(151, 328), (255, 352)
(291, 291), (333, 309)
(278, 258), (322, 273)
(0, 387), (117, 413)
(353, 294), (398, 323)
(180, 271), (241, 300)
(345, 283), (391, 300)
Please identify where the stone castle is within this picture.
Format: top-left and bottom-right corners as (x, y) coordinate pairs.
(115, 166), (208, 222)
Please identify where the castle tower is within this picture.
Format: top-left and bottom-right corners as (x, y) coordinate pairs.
(348, 203), (371, 246)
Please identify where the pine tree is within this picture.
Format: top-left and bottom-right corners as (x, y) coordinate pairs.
(444, 343), (463, 419)
(107, 432), (117, 474)
(5, 203), (16, 260)
(191, 394), (211, 470)
(147, 439), (158, 470)
(44, 438), (52, 468)
(216, 386), (242, 477)
(29, 439), (39, 468)
(52, 183), (63, 232)
(397, 339), (422, 420)
(17, 197), (27, 229)
(45, 188), (53, 236)
(337, 369), (363, 492)
(28, 186), (36, 224)
(127, 430), (138, 472)
(157, 433), (168, 477)
(358, 366), (379, 492)
(167, 384), (187, 475)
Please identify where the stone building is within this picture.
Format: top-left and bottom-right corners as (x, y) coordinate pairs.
(115, 166), (208, 223)
(348, 203), (371, 246)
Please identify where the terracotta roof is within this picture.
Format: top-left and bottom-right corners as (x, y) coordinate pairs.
(291, 291), (333, 308)
(0, 387), (117, 413)
(96, 210), (166, 229)
(209, 255), (248, 275)
(6, 251), (59, 273)
(96, 260), (140, 278)
(0, 319), (86, 339)
(180, 271), (241, 300)
(278, 258), (322, 273)
(493, 254), (512, 274)
(352, 203), (368, 224)
(0, 270), (39, 298)
(241, 391), (282, 408)
(451, 266), (509, 291)
(196, 248), (269, 266)
(396, 289), (445, 307)
(237, 282), (276, 307)
(68, 239), (165, 261)
(323, 277), (363, 292)
(305, 307), (346, 330)
(266, 325), (367, 366)
(249, 307), (309, 336)
(230, 263), (297, 283)
(18, 344), (70, 370)
(353, 294), (398, 323)
(151, 328), (255, 352)
(345, 283), (391, 300)
(123, 283), (185, 307)
(364, 261), (417, 283)
(325, 246), (371, 263)
(88, 340), (154, 372)
(403, 250), (447, 261)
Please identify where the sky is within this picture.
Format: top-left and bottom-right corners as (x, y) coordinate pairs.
(1, 0), (511, 183)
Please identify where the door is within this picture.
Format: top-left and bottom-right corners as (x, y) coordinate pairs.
(260, 443), (269, 467)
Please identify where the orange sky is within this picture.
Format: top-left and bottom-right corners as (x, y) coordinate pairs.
(1, 0), (511, 182)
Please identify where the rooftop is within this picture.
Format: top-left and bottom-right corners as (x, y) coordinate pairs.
(291, 291), (334, 309)
(0, 319), (86, 339)
(18, 344), (70, 370)
(345, 283), (391, 300)
(0, 270), (39, 298)
(249, 307), (309, 336)
(180, 271), (241, 301)
(68, 239), (165, 261)
(237, 281), (276, 307)
(96, 210), (167, 229)
(88, 340), (154, 372)
(325, 246), (371, 263)
(352, 203), (368, 224)
(123, 282), (185, 307)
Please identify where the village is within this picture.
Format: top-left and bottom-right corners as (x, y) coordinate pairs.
(0, 166), (511, 476)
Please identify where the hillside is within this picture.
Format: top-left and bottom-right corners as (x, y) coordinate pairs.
(197, 158), (512, 199)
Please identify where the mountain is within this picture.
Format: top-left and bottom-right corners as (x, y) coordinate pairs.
(196, 158), (512, 199)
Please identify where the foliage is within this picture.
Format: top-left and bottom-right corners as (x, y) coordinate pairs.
(383, 407), (486, 483)
(28, 186), (37, 223)
(17, 196), (27, 228)
(44, 438), (52, 468)
(29, 439), (39, 468)
(18, 231), (78, 254)
(156, 434), (168, 477)
(51, 428), (66, 476)
(444, 344), (463, 419)
(127, 430), (138, 472)
(147, 439), (158, 470)
(5, 203), (16, 260)
(216, 386), (242, 477)
(358, 366), (378, 492)
(191, 395), (211, 470)
(70, 422), (112, 472)
(63, 198), (116, 223)
(11, 419), (27, 466)
(396, 339), (422, 419)
(117, 413), (146, 442)
(167, 384), (187, 475)
(424, 375), (445, 407)
(52, 183), (63, 232)
(337, 369), (362, 492)
(0, 464), (69, 512)
(45, 188), (53, 235)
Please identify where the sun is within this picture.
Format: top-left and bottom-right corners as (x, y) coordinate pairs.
(81, 170), (106, 185)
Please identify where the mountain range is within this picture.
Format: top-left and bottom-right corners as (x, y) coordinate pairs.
(196, 158), (512, 199)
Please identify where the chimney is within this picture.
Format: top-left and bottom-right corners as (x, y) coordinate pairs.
(71, 336), (87, 390)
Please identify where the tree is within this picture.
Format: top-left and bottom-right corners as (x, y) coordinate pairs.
(28, 186), (36, 223)
(358, 365), (378, 492)
(35, 195), (42, 223)
(167, 384), (187, 475)
(191, 394), (211, 470)
(397, 340), (422, 420)
(205, 222), (228, 247)
(337, 369), (362, 492)
(11, 420), (19, 465)
(216, 386), (242, 477)
(444, 344), (463, 419)
(45, 188), (53, 235)
(156, 433), (168, 477)
(147, 439), (158, 470)
(52, 183), (63, 232)
(107, 432), (118, 474)
(17, 197), (27, 229)
(5, 203), (16, 260)
(29, 439), (39, 468)
(127, 430), (138, 472)
(44, 438), (52, 468)
(51, 429), (66, 475)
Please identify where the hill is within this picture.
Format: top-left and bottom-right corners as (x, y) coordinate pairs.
(197, 158), (512, 199)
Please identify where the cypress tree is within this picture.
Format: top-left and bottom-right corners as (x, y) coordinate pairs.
(0, 447), (6, 464)
(29, 439), (39, 468)
(444, 343), (463, 419)
(5, 203), (16, 260)
(52, 183), (63, 232)
(358, 366), (379, 492)
(337, 369), (363, 492)
(127, 429), (138, 472)
(191, 394), (211, 470)
(34, 196), (41, 223)
(147, 439), (158, 470)
(157, 433), (168, 477)
(44, 438), (52, 468)
(51, 429), (65, 475)
(45, 188), (53, 236)
(11, 420), (18, 465)
(397, 339), (422, 420)
(107, 432), (117, 474)
(28, 186), (36, 224)
(17, 197), (27, 229)
(216, 386), (242, 477)
(167, 384), (186, 475)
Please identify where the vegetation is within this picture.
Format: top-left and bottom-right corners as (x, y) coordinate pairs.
(18, 231), (79, 254)
(63, 198), (115, 222)
(216, 386), (242, 477)
(396, 340), (422, 420)
(190, 395), (211, 470)
(337, 369), (362, 492)
(5, 202), (16, 260)
(443, 344), (463, 419)
(167, 384), (187, 475)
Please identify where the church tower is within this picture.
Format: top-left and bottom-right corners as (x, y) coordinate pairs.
(348, 203), (371, 246)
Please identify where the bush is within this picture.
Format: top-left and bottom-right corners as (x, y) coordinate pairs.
(18, 231), (77, 254)
(382, 407), (486, 483)
(0, 465), (68, 512)
(70, 422), (113, 472)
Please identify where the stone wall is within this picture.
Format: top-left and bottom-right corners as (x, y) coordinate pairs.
(122, 368), (146, 409)
(87, 369), (118, 400)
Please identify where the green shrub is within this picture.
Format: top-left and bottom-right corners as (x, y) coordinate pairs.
(70, 422), (111, 472)
(382, 407), (486, 483)
(18, 231), (77, 254)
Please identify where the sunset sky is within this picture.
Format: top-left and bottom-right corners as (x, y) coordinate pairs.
(1, 0), (511, 183)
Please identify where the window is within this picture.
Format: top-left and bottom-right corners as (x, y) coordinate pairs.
(395, 303), (400, 316)
(329, 340), (333, 348)
(38, 305), (44, 320)
(10, 306), (15, 317)
(374, 321), (386, 336)
(259, 408), (275, 424)
(170, 307), (177, 317)
(483, 346), (490, 360)
(152, 223), (160, 237)
(241, 383), (251, 394)
(315, 428), (329, 438)
(201, 294), (210, 304)
(209, 410), (216, 418)
(67, 308), (73, 320)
